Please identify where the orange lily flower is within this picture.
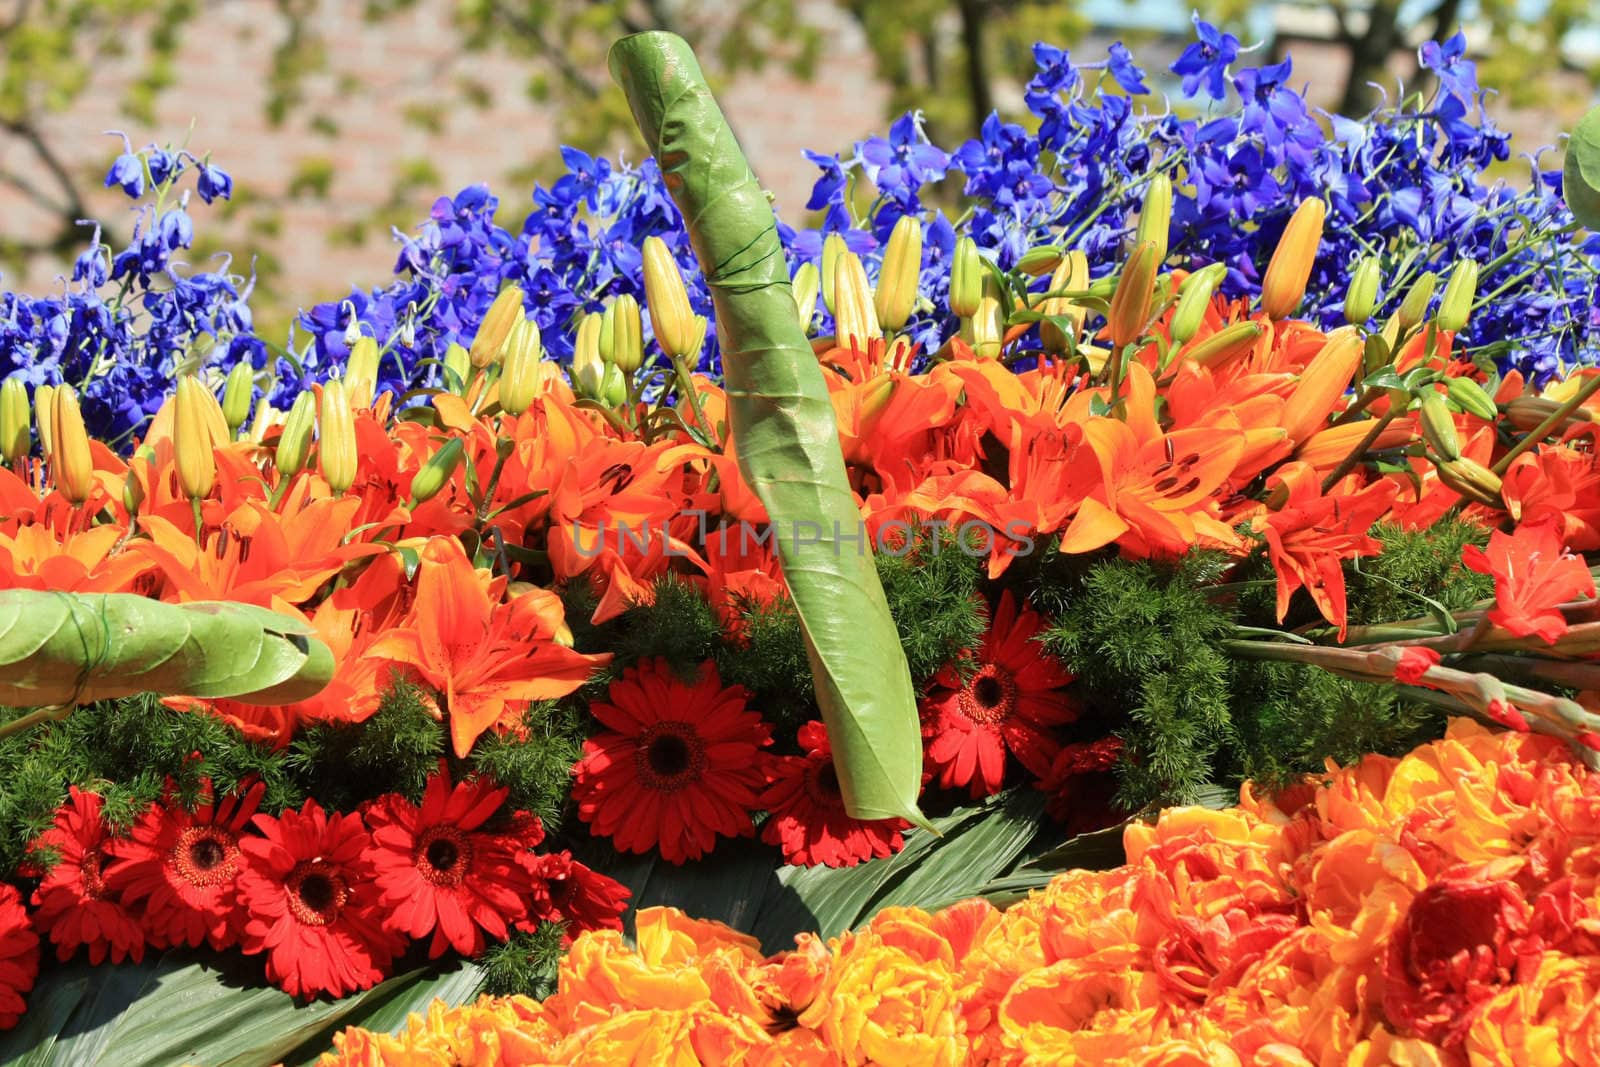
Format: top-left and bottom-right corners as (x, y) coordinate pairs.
(366, 535), (609, 757)
(1501, 447), (1600, 551)
(0, 523), (152, 593)
(1079, 417), (1246, 558)
(1253, 462), (1399, 639)
(1462, 520), (1596, 644)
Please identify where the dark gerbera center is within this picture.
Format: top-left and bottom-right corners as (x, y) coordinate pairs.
(417, 826), (472, 888)
(803, 759), (845, 811)
(173, 826), (238, 888)
(285, 861), (347, 927)
(634, 722), (706, 791)
(960, 664), (1019, 725)
(80, 847), (108, 899)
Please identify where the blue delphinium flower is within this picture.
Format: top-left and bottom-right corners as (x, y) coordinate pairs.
(104, 152), (145, 199)
(195, 163), (233, 203)
(1170, 14), (1239, 101)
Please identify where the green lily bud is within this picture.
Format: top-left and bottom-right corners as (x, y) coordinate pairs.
(1437, 259), (1480, 333)
(1446, 375), (1499, 421)
(1135, 173), (1172, 264)
(1418, 390), (1461, 461)
(345, 336), (381, 410)
(275, 390), (316, 478)
(1343, 256), (1382, 326)
(499, 317), (544, 416)
(1015, 245), (1064, 277)
(408, 437), (465, 507)
(1169, 267), (1220, 345)
(793, 261), (820, 333)
(1039, 250), (1089, 356)
(949, 237), (983, 318)
(604, 294), (643, 373)
(1362, 333), (1392, 377)
(820, 233), (848, 318)
(221, 361), (255, 434)
(572, 312), (606, 398)
(1397, 271), (1438, 331)
(602, 363), (628, 408)
(0, 377), (29, 466)
(874, 215), (922, 332)
(641, 236), (697, 360)
(442, 342), (472, 393)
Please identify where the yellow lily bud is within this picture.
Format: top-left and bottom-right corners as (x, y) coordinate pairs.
(0, 377), (28, 466)
(820, 233), (847, 317)
(1344, 256), (1382, 326)
(345, 336), (380, 409)
(442, 342), (472, 393)
(408, 437), (465, 506)
(174, 376), (217, 500)
(221, 361), (255, 433)
(1107, 240), (1159, 350)
(949, 237), (982, 318)
(1283, 328), (1363, 443)
(318, 379), (358, 494)
(51, 385), (94, 505)
(1260, 197), (1326, 319)
(1418, 390), (1461, 461)
(792, 261), (820, 333)
(1135, 173), (1173, 264)
(875, 215), (922, 333)
(1361, 333), (1392, 377)
(604, 294), (643, 373)
(275, 391), (316, 478)
(34, 384), (56, 458)
(572, 312), (606, 398)
(964, 292), (1005, 359)
(470, 286), (525, 369)
(1505, 396), (1590, 433)
(1397, 271), (1438, 331)
(1169, 266), (1220, 346)
(642, 236), (697, 359)
(1182, 321), (1263, 371)
(832, 249), (880, 349)
(1039, 250), (1090, 356)
(1437, 259), (1479, 333)
(248, 400), (278, 444)
(499, 317), (545, 416)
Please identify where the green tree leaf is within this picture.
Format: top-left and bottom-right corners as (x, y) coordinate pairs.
(607, 32), (930, 830)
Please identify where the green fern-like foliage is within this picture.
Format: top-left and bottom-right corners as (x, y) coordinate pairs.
(1344, 519), (1494, 626)
(287, 678), (445, 810)
(876, 534), (987, 688)
(478, 921), (569, 1000)
(1039, 552), (1238, 809)
(469, 701), (587, 834)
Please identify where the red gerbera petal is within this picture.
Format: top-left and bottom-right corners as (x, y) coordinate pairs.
(759, 720), (908, 867)
(0, 884), (39, 1030)
(362, 763), (538, 958)
(29, 787), (145, 965)
(920, 592), (1077, 798)
(106, 778), (263, 951)
(571, 658), (772, 864)
(237, 799), (402, 999)
(518, 850), (629, 941)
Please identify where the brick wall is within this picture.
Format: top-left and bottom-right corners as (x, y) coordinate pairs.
(0, 2), (1586, 316)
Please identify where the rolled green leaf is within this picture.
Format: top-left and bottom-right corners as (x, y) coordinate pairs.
(1566, 105), (1600, 230)
(0, 590), (333, 709)
(609, 31), (932, 830)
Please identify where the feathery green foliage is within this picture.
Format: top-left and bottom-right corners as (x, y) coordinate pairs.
(1345, 519), (1494, 626)
(478, 921), (569, 1000)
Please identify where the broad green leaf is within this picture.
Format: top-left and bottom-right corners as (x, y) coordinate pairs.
(0, 590), (333, 709)
(1566, 105), (1600, 229)
(608, 32), (930, 829)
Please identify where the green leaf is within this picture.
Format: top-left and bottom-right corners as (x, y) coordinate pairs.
(1566, 105), (1600, 230)
(608, 32), (929, 830)
(0, 591), (333, 709)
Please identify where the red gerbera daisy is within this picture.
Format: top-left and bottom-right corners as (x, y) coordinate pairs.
(519, 850), (629, 938)
(363, 764), (538, 958)
(0, 884), (39, 1030)
(921, 591), (1077, 798)
(759, 720), (908, 868)
(238, 799), (402, 999)
(30, 787), (144, 965)
(572, 658), (772, 864)
(106, 778), (263, 950)
(1039, 736), (1125, 834)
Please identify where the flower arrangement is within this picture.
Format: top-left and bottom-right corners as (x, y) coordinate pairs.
(313, 719), (1600, 1065)
(0, 20), (1597, 1063)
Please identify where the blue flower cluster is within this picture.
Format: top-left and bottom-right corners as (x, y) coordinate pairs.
(310, 21), (1595, 391)
(3, 25), (1596, 451)
(0, 139), (256, 446)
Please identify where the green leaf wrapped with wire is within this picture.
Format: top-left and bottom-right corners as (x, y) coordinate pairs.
(608, 31), (933, 831)
(0, 590), (334, 713)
